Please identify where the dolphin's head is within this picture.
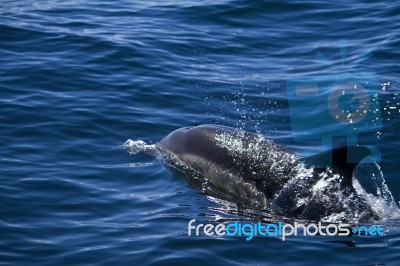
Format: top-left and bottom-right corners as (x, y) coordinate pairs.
(158, 126), (197, 155)
(158, 125), (236, 156)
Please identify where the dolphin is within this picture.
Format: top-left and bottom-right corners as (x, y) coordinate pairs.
(125, 124), (389, 222)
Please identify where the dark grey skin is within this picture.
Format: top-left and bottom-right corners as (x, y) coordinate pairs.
(147, 124), (378, 222)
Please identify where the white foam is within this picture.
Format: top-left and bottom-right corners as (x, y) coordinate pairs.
(123, 139), (155, 155)
(353, 174), (400, 221)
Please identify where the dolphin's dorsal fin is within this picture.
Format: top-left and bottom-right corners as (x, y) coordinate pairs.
(303, 145), (372, 187)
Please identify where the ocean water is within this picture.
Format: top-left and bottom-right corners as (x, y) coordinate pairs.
(1, 0), (400, 265)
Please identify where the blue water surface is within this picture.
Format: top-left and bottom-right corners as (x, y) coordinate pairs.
(1, 0), (400, 265)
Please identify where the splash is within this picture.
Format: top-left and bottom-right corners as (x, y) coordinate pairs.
(296, 159), (400, 223)
(353, 159), (400, 221)
(101, 162), (156, 168)
(123, 139), (156, 155)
